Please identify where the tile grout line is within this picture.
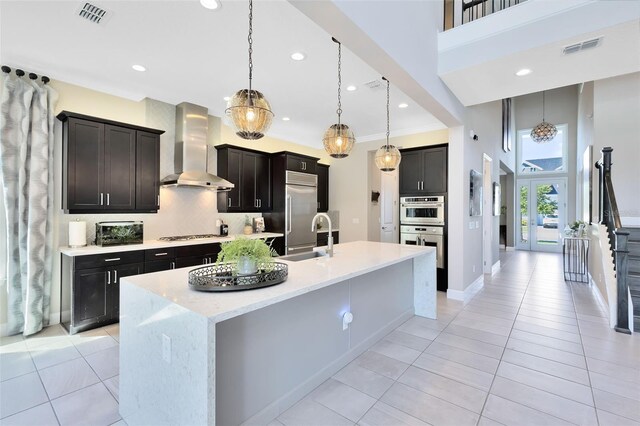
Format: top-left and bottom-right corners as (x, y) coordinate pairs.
(475, 253), (539, 425)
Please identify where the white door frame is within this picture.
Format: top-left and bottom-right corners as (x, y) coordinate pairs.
(517, 177), (567, 252)
(380, 169), (399, 243)
(483, 154), (493, 274)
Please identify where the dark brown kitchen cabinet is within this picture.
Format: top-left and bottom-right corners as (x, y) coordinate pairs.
(175, 243), (221, 268)
(62, 250), (144, 334)
(58, 111), (164, 214)
(317, 164), (329, 212)
(399, 145), (447, 196)
(216, 146), (270, 213)
(284, 153), (317, 174)
(317, 231), (339, 247)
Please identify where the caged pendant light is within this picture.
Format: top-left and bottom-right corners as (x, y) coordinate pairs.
(530, 91), (557, 143)
(226, 0), (273, 140)
(323, 38), (355, 158)
(375, 77), (401, 172)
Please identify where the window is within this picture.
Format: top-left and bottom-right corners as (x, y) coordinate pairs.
(517, 124), (568, 175)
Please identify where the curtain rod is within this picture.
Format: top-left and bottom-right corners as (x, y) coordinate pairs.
(1, 65), (50, 84)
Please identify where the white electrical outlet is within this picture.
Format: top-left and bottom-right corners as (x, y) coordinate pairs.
(162, 334), (171, 364)
(469, 222), (474, 230)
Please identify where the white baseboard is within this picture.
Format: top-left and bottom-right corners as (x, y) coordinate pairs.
(505, 246), (516, 252)
(447, 275), (484, 304)
(589, 273), (609, 318)
(491, 260), (501, 276)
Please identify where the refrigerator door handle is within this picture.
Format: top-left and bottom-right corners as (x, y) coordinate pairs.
(286, 195), (292, 234)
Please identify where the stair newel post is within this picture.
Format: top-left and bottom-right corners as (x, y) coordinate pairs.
(601, 147), (613, 226)
(614, 229), (631, 334)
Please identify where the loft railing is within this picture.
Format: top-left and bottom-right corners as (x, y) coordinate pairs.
(444, 0), (526, 30)
(596, 147), (631, 334)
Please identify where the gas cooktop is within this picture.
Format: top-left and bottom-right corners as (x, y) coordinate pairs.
(158, 234), (228, 242)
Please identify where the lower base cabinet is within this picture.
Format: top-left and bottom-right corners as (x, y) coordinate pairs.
(62, 251), (144, 334)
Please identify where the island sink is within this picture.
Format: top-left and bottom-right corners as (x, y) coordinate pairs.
(280, 249), (327, 262)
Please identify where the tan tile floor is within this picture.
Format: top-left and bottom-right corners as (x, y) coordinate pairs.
(1, 251), (639, 425)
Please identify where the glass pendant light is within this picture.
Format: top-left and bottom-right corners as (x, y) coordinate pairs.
(226, 0), (273, 140)
(323, 38), (355, 158)
(530, 91), (557, 143)
(375, 77), (401, 172)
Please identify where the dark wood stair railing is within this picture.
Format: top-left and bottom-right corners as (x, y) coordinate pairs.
(596, 147), (632, 334)
(460, 0), (524, 26)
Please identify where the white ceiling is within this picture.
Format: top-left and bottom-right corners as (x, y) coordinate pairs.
(438, 0), (640, 106)
(0, 0), (444, 148)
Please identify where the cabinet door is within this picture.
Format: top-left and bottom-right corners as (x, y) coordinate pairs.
(144, 259), (175, 273)
(73, 267), (109, 325)
(136, 131), (160, 211)
(218, 149), (242, 212)
(399, 151), (423, 195)
(241, 152), (259, 211)
(104, 125), (136, 210)
(422, 147), (447, 194)
(317, 165), (329, 212)
(286, 155), (317, 174)
(66, 118), (104, 211)
(110, 263), (143, 321)
(255, 153), (271, 211)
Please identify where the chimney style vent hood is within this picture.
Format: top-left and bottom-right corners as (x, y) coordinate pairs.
(161, 102), (234, 191)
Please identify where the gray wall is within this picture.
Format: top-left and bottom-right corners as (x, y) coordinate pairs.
(514, 85), (579, 224)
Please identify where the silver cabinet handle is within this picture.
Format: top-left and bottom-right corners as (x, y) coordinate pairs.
(113, 270), (118, 282)
(170, 261), (175, 269)
(421, 181), (424, 190)
(106, 270), (111, 284)
(417, 181), (420, 190)
(107, 193), (110, 206)
(100, 193), (104, 206)
(155, 252), (168, 257)
(258, 199), (261, 208)
(286, 195), (292, 234)
(105, 258), (121, 262)
(228, 197), (231, 208)
(157, 195), (160, 206)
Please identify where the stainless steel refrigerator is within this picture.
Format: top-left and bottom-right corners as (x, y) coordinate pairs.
(284, 171), (317, 254)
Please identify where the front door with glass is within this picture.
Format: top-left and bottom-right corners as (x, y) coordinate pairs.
(517, 178), (566, 252)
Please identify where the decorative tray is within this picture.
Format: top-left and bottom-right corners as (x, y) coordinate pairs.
(188, 262), (288, 292)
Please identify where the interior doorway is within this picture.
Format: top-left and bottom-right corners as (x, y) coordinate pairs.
(517, 178), (567, 252)
(380, 170), (399, 243)
(483, 154), (493, 274)
(499, 162), (515, 250)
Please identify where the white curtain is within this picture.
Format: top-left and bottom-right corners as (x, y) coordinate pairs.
(0, 71), (57, 336)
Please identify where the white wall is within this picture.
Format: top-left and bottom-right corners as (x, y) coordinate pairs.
(593, 72), (640, 225)
(514, 85), (580, 223)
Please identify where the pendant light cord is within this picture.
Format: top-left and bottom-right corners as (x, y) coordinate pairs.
(336, 41), (342, 125)
(386, 78), (390, 149)
(542, 91), (545, 121)
(248, 0), (253, 96)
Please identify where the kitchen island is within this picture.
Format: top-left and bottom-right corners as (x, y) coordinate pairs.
(119, 241), (436, 426)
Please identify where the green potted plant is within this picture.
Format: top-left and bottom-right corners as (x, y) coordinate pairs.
(216, 237), (277, 275)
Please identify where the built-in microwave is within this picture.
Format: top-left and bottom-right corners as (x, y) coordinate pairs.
(400, 196), (445, 226)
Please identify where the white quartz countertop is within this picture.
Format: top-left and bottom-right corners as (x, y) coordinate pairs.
(121, 241), (434, 323)
(60, 233), (284, 256)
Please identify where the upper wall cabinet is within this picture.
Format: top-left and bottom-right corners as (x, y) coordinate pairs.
(58, 111), (164, 214)
(216, 145), (271, 213)
(399, 145), (448, 195)
(317, 164), (329, 212)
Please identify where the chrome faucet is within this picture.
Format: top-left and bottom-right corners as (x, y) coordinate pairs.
(311, 213), (333, 257)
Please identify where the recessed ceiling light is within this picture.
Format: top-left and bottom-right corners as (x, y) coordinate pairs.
(346, 85), (357, 92)
(282, 117), (290, 121)
(398, 103), (409, 109)
(515, 68), (532, 76)
(223, 96), (230, 101)
(200, 0), (220, 10)
(290, 52), (306, 61)
(132, 64), (146, 72)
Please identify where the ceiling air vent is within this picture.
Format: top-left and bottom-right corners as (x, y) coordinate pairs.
(563, 37), (602, 55)
(77, 2), (111, 25)
(363, 79), (384, 91)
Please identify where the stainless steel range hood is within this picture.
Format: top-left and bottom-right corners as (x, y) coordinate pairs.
(160, 102), (234, 191)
